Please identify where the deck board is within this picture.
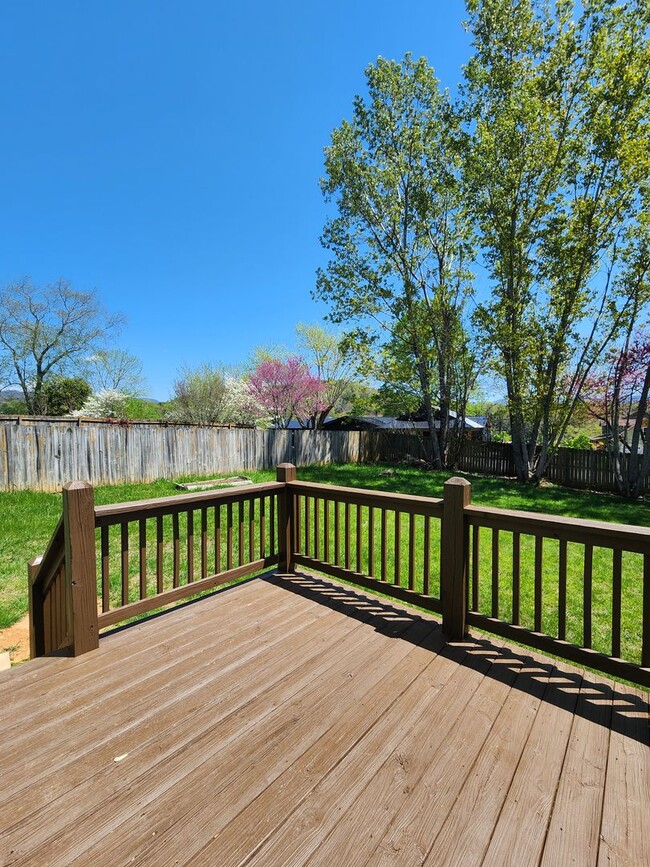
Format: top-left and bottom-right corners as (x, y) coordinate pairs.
(1, 571), (648, 867)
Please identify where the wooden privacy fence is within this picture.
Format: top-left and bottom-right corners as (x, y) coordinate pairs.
(3, 417), (648, 496)
(0, 419), (367, 491)
(29, 465), (650, 687)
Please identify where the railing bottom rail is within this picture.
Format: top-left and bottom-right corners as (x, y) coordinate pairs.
(467, 612), (650, 688)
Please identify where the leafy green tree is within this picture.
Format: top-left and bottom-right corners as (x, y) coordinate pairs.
(317, 54), (476, 468)
(295, 323), (356, 426)
(463, 0), (650, 481)
(42, 376), (92, 415)
(0, 278), (123, 414)
(0, 396), (27, 415)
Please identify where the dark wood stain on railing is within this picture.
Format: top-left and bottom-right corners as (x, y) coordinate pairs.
(26, 467), (650, 687)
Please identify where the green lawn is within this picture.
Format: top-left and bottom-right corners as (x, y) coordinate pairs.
(2, 463), (649, 666)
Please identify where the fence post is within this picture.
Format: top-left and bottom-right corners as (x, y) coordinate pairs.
(62, 481), (99, 656)
(276, 463), (297, 573)
(27, 556), (44, 659)
(441, 476), (471, 640)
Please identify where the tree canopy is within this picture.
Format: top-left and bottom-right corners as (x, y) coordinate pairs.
(317, 0), (650, 483)
(316, 54), (476, 467)
(463, 0), (650, 480)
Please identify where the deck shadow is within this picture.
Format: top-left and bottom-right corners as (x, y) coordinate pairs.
(268, 570), (650, 746)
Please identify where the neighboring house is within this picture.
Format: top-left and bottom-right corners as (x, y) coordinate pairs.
(323, 412), (487, 439)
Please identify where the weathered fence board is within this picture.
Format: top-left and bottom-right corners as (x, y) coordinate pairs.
(1, 418), (648, 495)
(0, 420), (295, 490)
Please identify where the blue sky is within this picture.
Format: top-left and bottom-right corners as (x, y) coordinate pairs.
(0, 1), (471, 399)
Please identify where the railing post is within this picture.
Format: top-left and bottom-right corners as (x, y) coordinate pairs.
(441, 476), (471, 640)
(28, 556), (44, 659)
(276, 463), (297, 574)
(62, 481), (99, 656)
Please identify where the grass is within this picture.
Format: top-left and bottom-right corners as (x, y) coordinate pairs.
(2, 462), (649, 667)
(0, 471), (274, 631)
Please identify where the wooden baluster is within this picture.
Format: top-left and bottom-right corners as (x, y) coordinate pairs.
(642, 553), (650, 668)
(294, 495), (301, 559)
(121, 523), (130, 604)
(314, 497), (321, 561)
(558, 539), (567, 640)
(472, 525), (479, 611)
(423, 515), (430, 596)
(512, 531), (521, 625)
(139, 519), (147, 599)
(345, 503), (351, 570)
(269, 494), (275, 557)
(187, 510), (195, 582)
(408, 513), (415, 591)
(156, 516), (164, 594)
(381, 509), (387, 581)
(535, 535), (543, 633)
(201, 508), (208, 580)
(356, 504), (362, 575)
(583, 544), (593, 648)
(260, 496), (266, 558)
(238, 501), (245, 567)
(304, 496), (310, 557)
(492, 529), (499, 618)
(323, 498), (330, 562)
(28, 557), (44, 658)
(394, 511), (401, 586)
(172, 513), (180, 588)
(368, 506), (375, 577)
(227, 503), (233, 571)
(101, 526), (110, 612)
(334, 501), (340, 566)
(215, 505), (222, 575)
(612, 548), (622, 658)
(249, 498), (255, 563)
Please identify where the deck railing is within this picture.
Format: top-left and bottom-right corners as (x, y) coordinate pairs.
(29, 476), (285, 657)
(27, 465), (650, 687)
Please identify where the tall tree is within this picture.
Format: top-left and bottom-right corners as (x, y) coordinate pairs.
(0, 278), (123, 414)
(316, 54), (475, 468)
(464, 0), (650, 481)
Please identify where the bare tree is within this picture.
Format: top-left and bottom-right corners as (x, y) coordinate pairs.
(83, 348), (145, 394)
(0, 278), (123, 414)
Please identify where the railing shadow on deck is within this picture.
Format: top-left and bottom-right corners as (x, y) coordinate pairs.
(269, 570), (650, 747)
(28, 463), (650, 696)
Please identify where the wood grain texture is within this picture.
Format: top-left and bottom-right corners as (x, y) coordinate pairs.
(0, 572), (647, 867)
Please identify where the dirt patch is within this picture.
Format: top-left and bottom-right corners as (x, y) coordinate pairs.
(0, 614), (30, 666)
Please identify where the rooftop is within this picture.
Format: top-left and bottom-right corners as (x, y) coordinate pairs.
(2, 571), (648, 866)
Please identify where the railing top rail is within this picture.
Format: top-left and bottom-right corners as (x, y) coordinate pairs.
(95, 481), (285, 526)
(466, 503), (650, 551)
(287, 479), (444, 517)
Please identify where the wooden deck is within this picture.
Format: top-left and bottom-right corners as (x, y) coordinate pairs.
(1, 572), (648, 866)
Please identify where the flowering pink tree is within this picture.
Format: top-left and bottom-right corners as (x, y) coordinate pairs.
(582, 329), (650, 497)
(247, 357), (326, 428)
